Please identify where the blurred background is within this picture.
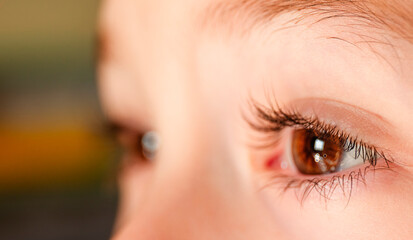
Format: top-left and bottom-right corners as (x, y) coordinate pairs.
(0, 0), (118, 239)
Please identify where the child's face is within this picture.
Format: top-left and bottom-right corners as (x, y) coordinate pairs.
(98, 0), (413, 239)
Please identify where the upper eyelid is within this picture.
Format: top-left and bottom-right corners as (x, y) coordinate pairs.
(107, 119), (149, 135)
(289, 98), (394, 136)
(246, 97), (401, 163)
(107, 121), (124, 135)
(247, 97), (396, 148)
(252, 106), (388, 157)
(106, 121), (134, 138)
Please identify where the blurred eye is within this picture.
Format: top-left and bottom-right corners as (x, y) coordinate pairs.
(112, 123), (160, 162)
(290, 129), (364, 175)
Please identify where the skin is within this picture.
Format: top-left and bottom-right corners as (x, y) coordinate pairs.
(98, 0), (413, 239)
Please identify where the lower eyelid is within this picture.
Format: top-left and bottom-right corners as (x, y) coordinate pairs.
(260, 163), (395, 205)
(257, 136), (399, 205)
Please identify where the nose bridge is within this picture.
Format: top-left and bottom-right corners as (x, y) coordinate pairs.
(116, 153), (252, 240)
(113, 128), (248, 239)
(109, 1), (280, 238)
(135, 23), (256, 240)
(152, 97), (240, 215)
(116, 81), (287, 239)
(142, 0), (239, 196)
(114, 149), (281, 240)
(126, 73), (252, 238)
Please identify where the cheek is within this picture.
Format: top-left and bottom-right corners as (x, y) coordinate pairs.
(259, 165), (413, 240)
(356, 168), (413, 238)
(115, 161), (154, 228)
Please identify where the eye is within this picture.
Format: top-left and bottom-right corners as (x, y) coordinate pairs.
(111, 123), (160, 162)
(247, 100), (396, 203)
(291, 129), (363, 175)
(126, 131), (160, 162)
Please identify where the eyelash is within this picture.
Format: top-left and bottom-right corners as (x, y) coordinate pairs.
(248, 101), (395, 204)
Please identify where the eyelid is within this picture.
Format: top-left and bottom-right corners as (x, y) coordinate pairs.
(284, 98), (394, 144)
(285, 98), (413, 166)
(247, 97), (399, 169)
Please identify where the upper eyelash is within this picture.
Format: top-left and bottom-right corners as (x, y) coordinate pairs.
(248, 101), (393, 168)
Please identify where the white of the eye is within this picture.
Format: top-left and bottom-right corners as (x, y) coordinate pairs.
(337, 141), (365, 171)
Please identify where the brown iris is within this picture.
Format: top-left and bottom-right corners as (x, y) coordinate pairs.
(292, 129), (343, 175)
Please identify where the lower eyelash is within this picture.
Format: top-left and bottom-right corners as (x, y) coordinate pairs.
(261, 164), (393, 207)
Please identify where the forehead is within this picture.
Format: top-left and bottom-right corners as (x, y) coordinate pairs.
(98, 0), (413, 124)
(100, 0), (413, 43)
(99, 0), (413, 73)
(99, 0), (206, 54)
(98, 0), (219, 126)
(98, 0), (209, 83)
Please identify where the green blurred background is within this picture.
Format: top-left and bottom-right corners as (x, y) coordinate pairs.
(0, 0), (118, 239)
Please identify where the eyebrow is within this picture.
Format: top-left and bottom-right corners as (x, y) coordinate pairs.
(202, 0), (413, 43)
